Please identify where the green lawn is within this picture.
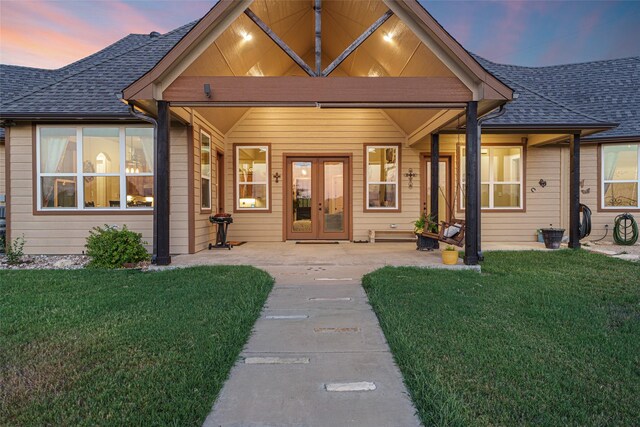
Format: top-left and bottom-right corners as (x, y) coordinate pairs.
(363, 250), (640, 426)
(1, 266), (273, 426)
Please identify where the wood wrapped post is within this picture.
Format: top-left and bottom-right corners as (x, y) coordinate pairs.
(430, 133), (440, 249)
(569, 133), (581, 249)
(464, 101), (480, 265)
(154, 100), (171, 265)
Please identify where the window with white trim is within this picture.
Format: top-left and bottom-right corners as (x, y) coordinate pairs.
(460, 146), (523, 209)
(235, 145), (269, 210)
(602, 143), (639, 209)
(200, 131), (212, 210)
(37, 126), (154, 210)
(366, 145), (399, 209)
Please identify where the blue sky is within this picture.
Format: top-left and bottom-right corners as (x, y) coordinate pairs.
(1, 0), (639, 69)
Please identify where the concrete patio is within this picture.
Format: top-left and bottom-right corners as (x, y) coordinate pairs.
(171, 241), (551, 270)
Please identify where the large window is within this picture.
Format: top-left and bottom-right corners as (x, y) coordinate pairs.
(602, 143), (639, 209)
(37, 126), (154, 211)
(200, 131), (212, 210)
(460, 145), (523, 210)
(235, 145), (269, 211)
(366, 145), (399, 210)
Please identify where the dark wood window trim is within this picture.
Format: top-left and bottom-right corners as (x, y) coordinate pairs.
(199, 128), (213, 214)
(233, 142), (272, 213)
(456, 142), (527, 214)
(363, 143), (402, 213)
(597, 142), (640, 213)
(32, 124), (154, 216)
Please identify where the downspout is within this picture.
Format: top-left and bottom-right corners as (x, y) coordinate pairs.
(128, 102), (159, 262)
(475, 104), (507, 261)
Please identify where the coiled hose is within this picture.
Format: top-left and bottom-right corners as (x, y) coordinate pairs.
(613, 213), (639, 245)
(579, 204), (592, 239)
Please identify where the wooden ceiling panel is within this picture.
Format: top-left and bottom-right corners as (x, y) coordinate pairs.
(384, 109), (440, 135)
(400, 44), (455, 77)
(198, 107), (249, 134)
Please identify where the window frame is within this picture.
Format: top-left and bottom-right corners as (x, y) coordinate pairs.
(233, 143), (271, 213)
(364, 143), (401, 213)
(35, 124), (154, 214)
(458, 143), (525, 212)
(200, 130), (212, 212)
(599, 143), (640, 212)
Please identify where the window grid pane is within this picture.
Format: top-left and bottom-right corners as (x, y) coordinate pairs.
(601, 144), (640, 209)
(236, 146), (269, 210)
(367, 146), (398, 209)
(38, 126), (153, 211)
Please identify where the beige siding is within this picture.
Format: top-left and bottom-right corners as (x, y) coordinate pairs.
(0, 141), (5, 196)
(225, 107), (416, 242)
(192, 113), (224, 252)
(7, 123), (188, 255)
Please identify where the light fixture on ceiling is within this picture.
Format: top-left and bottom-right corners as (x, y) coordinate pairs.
(383, 33), (393, 42)
(242, 32), (253, 41)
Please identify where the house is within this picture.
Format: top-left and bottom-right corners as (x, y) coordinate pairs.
(0, 0), (638, 266)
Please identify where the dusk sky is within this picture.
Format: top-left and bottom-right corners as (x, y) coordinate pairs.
(1, 0), (639, 70)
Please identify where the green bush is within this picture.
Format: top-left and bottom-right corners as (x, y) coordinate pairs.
(85, 225), (150, 269)
(5, 235), (25, 265)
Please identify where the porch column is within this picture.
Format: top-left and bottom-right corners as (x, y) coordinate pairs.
(569, 133), (581, 249)
(154, 100), (171, 265)
(430, 133), (440, 249)
(464, 101), (480, 265)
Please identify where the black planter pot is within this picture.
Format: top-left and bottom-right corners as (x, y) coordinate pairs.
(417, 234), (439, 251)
(541, 228), (565, 249)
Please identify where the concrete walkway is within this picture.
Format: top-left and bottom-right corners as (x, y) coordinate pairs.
(202, 264), (422, 427)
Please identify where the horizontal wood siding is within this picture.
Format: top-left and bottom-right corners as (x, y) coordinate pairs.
(225, 108), (415, 242)
(7, 124), (188, 255)
(193, 114), (224, 252)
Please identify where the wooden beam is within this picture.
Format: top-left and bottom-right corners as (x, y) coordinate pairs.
(244, 8), (316, 77)
(155, 101), (171, 265)
(464, 101), (480, 265)
(323, 10), (394, 77)
(430, 133), (440, 251)
(315, 0), (322, 76)
(569, 133), (581, 249)
(164, 76), (473, 103)
(408, 109), (461, 146)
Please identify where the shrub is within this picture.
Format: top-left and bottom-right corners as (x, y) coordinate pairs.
(85, 225), (150, 269)
(5, 235), (25, 265)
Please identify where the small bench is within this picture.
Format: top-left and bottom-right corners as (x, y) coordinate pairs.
(369, 229), (416, 243)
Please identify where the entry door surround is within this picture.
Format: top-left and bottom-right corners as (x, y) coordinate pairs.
(284, 154), (352, 240)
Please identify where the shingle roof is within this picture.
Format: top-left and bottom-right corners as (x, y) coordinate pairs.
(0, 22), (197, 117)
(475, 55), (640, 138)
(0, 16), (638, 140)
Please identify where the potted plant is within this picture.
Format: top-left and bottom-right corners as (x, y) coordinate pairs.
(540, 224), (565, 249)
(441, 245), (459, 265)
(414, 213), (439, 251)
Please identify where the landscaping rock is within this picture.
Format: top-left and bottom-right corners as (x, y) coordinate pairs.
(0, 254), (89, 270)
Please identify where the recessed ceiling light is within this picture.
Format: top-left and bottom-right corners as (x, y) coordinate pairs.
(242, 32), (253, 41)
(383, 33), (393, 42)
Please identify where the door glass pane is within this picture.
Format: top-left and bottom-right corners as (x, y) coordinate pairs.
(324, 162), (344, 233)
(426, 161), (448, 222)
(292, 162), (312, 233)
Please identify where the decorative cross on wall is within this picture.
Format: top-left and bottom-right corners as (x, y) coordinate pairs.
(273, 172), (282, 183)
(404, 168), (417, 189)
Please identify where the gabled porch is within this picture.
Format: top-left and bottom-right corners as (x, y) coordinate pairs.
(123, 0), (519, 266)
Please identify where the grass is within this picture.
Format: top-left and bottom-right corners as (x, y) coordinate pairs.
(363, 250), (640, 426)
(0, 266), (273, 426)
